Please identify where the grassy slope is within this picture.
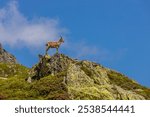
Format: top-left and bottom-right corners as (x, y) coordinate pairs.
(0, 63), (33, 99)
(0, 63), (68, 99)
(107, 70), (150, 99)
(0, 62), (150, 100)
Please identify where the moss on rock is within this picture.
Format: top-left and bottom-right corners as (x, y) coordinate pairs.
(0, 53), (150, 100)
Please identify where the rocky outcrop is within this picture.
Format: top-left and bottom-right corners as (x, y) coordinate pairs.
(28, 53), (150, 100)
(0, 44), (149, 100)
(0, 43), (17, 64)
(0, 51), (149, 100)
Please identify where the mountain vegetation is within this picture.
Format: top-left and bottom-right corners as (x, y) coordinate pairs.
(0, 44), (150, 100)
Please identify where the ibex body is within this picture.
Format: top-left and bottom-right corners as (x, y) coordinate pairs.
(45, 37), (64, 54)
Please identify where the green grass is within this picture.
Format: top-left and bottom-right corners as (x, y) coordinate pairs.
(0, 63), (29, 78)
(0, 62), (150, 100)
(32, 74), (69, 100)
(107, 70), (150, 99)
(0, 63), (69, 100)
(0, 78), (37, 99)
(0, 75), (69, 100)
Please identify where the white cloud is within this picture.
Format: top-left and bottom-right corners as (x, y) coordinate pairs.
(0, 0), (66, 48)
(0, 1), (127, 64)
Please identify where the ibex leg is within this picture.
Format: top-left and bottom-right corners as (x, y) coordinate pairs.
(46, 46), (50, 54)
(56, 47), (59, 53)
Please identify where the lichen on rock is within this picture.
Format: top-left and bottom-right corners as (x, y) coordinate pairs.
(0, 43), (149, 100)
(26, 53), (150, 100)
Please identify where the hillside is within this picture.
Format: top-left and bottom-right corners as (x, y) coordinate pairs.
(0, 43), (17, 64)
(0, 51), (150, 100)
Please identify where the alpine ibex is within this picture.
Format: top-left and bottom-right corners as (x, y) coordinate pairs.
(45, 36), (64, 54)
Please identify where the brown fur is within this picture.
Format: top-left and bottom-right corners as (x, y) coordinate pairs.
(45, 37), (64, 54)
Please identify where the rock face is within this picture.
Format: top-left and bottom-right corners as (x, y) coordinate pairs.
(0, 43), (17, 64)
(28, 53), (150, 100)
(0, 44), (149, 100)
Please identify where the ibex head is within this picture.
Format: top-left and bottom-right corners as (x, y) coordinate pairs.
(59, 36), (64, 43)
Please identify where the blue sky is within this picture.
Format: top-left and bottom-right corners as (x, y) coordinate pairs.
(0, 0), (150, 87)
